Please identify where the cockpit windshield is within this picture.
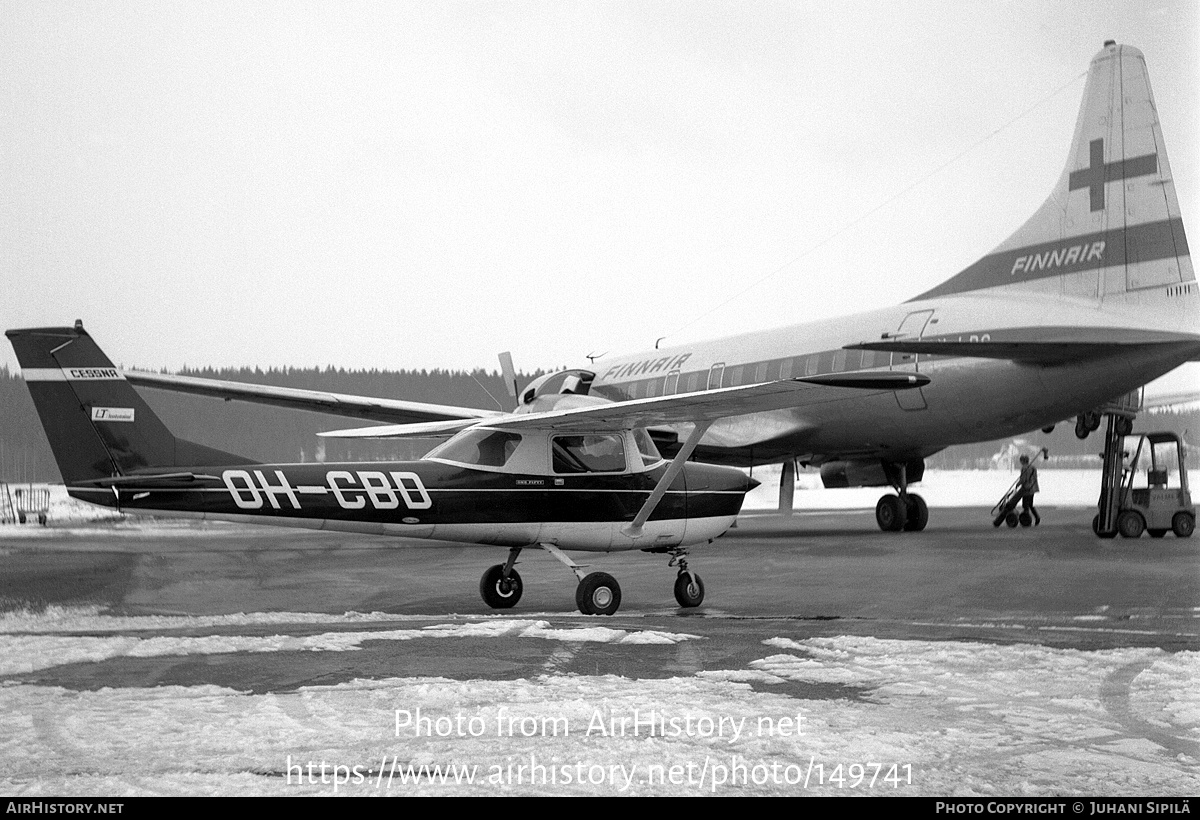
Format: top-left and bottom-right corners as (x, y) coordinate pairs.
(428, 429), (522, 468)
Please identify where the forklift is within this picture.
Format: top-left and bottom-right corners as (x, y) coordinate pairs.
(1093, 430), (1194, 539)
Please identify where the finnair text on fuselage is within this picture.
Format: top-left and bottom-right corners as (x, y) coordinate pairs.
(602, 353), (692, 381)
(1011, 241), (1104, 276)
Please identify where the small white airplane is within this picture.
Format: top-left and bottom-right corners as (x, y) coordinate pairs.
(96, 41), (1200, 536)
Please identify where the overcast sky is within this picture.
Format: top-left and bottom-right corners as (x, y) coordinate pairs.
(1, 1), (1197, 393)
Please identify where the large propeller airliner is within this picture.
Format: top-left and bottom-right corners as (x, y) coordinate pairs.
(9, 42), (1199, 611)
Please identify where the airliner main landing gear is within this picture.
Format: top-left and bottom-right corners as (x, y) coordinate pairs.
(875, 463), (928, 532)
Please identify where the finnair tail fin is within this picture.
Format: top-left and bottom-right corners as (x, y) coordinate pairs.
(916, 42), (1193, 305)
(6, 323), (247, 484)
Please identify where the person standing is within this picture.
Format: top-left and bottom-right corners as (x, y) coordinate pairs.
(1018, 454), (1041, 525)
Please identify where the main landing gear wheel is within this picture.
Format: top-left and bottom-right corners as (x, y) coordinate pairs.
(576, 572), (621, 616)
(903, 494), (928, 532)
(875, 495), (906, 532)
(1173, 512), (1195, 538)
(673, 572), (705, 608)
(480, 564), (523, 609)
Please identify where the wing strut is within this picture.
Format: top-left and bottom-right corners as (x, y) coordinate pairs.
(621, 421), (713, 539)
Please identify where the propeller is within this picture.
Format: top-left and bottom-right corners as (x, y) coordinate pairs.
(498, 351), (519, 411)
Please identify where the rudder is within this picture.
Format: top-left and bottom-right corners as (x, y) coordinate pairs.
(916, 42), (1193, 304)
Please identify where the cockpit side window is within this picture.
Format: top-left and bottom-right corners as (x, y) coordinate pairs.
(552, 434), (627, 474)
(633, 429), (661, 466)
(429, 429), (522, 468)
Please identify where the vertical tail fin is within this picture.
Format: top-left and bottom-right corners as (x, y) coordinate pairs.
(916, 42), (1193, 303)
(6, 323), (246, 483)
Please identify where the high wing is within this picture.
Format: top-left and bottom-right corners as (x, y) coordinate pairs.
(844, 326), (1200, 366)
(319, 370), (930, 438)
(123, 369), (501, 425)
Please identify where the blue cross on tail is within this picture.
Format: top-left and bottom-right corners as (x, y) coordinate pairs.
(1068, 138), (1158, 212)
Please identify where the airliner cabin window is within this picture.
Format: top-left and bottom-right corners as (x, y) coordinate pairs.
(552, 434), (627, 474)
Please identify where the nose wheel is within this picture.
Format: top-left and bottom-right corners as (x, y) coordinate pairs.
(480, 548), (524, 609)
(673, 572), (705, 607)
(668, 547), (705, 607)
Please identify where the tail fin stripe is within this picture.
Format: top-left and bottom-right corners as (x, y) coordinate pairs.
(912, 216), (1186, 300)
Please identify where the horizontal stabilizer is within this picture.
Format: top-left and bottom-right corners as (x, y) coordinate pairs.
(846, 327), (1200, 365)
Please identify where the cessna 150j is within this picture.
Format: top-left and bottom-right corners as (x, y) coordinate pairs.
(8, 42), (1200, 611)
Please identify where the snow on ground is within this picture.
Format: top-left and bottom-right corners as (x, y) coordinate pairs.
(1, 609), (1196, 796)
(742, 468), (1200, 511)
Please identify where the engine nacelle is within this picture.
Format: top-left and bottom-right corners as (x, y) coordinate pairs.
(820, 459), (925, 489)
(515, 369), (603, 415)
